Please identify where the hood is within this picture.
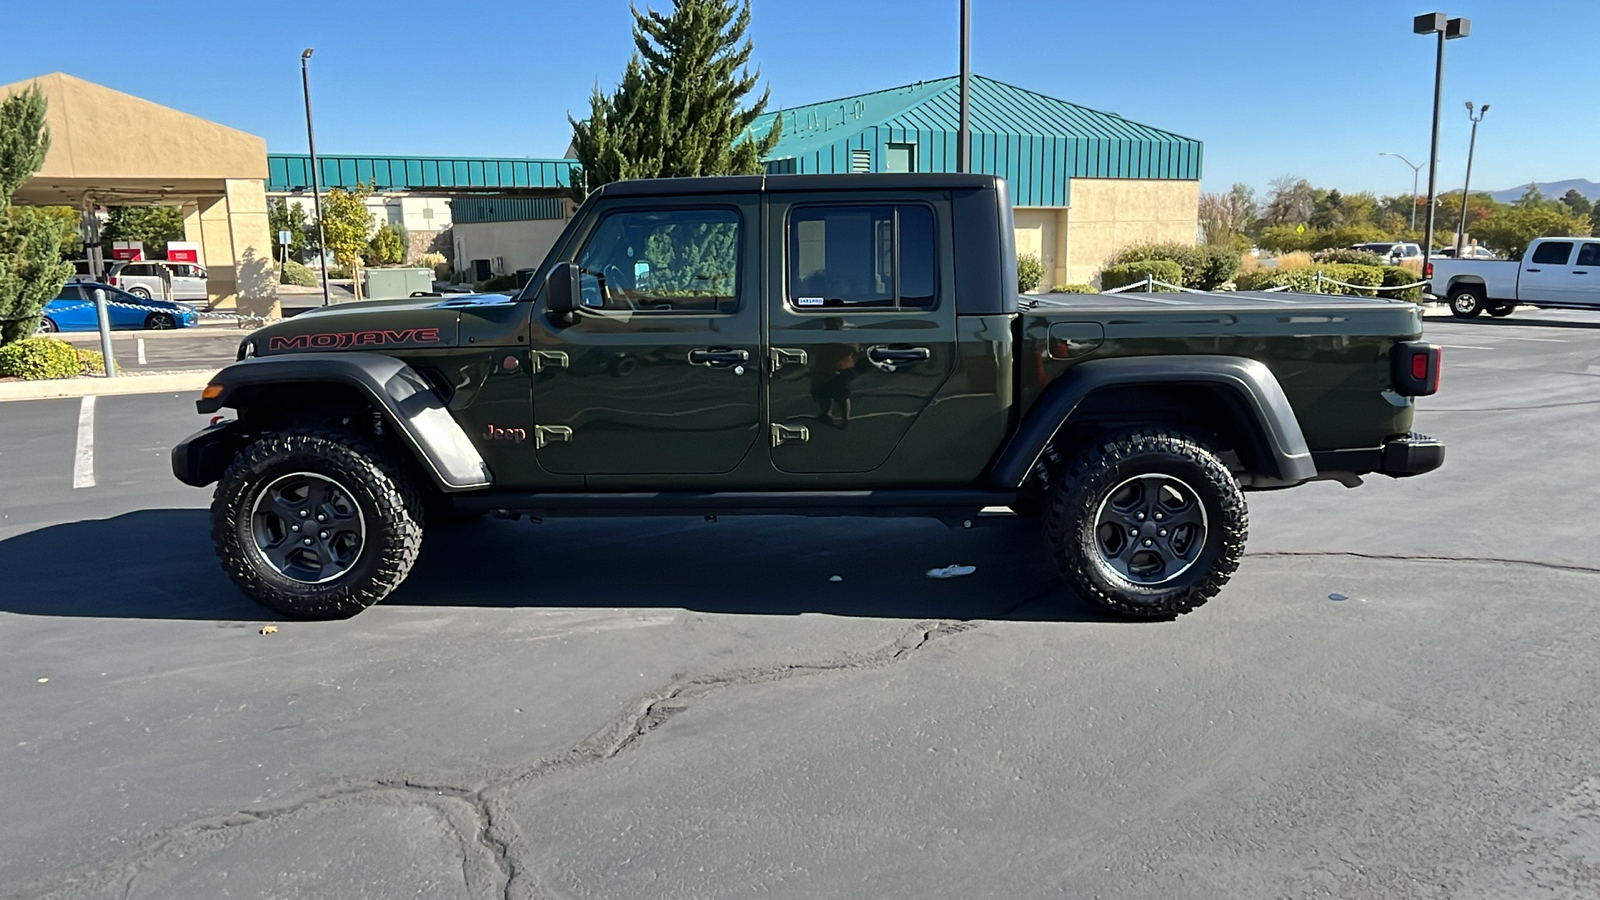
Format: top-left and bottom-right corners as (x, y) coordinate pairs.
(250, 293), (516, 356)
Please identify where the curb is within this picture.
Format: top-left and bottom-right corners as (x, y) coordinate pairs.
(0, 371), (214, 402)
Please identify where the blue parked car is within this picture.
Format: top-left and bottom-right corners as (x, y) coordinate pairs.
(36, 283), (200, 333)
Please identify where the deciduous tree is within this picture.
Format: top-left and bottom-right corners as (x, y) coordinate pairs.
(318, 183), (374, 300)
(569, 0), (781, 199)
(101, 205), (185, 256)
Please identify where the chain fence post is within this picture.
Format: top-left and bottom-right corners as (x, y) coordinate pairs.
(92, 288), (116, 377)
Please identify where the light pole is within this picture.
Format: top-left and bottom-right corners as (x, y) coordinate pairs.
(957, 0), (971, 174)
(1379, 152), (1424, 231)
(301, 48), (331, 307)
(1414, 12), (1470, 277)
(1456, 101), (1489, 252)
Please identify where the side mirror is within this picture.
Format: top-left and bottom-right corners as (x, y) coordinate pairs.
(546, 262), (581, 317)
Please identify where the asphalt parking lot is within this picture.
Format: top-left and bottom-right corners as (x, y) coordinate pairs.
(3, 308), (1599, 899)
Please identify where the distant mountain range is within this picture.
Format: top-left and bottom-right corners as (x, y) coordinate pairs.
(1483, 179), (1600, 203)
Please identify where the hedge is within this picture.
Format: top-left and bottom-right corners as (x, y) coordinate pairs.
(474, 275), (518, 293)
(1048, 284), (1097, 294)
(1100, 259), (1184, 291)
(1311, 248), (1385, 266)
(1235, 264), (1386, 296)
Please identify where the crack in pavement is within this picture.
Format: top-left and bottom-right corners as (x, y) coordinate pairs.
(1251, 550), (1600, 577)
(9, 618), (981, 900)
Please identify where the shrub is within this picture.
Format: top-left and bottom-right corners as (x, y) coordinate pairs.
(1311, 248), (1385, 266)
(76, 346), (116, 375)
(279, 260), (317, 287)
(1380, 265), (1423, 302)
(1017, 254), (1047, 293)
(1049, 284), (1097, 294)
(474, 275), (517, 292)
(1100, 259), (1184, 291)
(327, 264), (352, 280)
(0, 337), (85, 380)
(1273, 251), (1313, 270)
(1108, 242), (1238, 290)
(412, 251), (449, 282)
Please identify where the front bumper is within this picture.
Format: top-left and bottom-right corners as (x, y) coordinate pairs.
(171, 418), (239, 487)
(1311, 432), (1446, 480)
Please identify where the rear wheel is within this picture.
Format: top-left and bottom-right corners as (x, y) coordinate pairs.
(1449, 287), (1485, 318)
(212, 429), (424, 619)
(128, 286), (152, 300)
(1043, 429), (1247, 619)
(1487, 303), (1516, 318)
(144, 312), (176, 330)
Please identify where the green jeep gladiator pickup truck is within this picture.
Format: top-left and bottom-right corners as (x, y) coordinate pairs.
(173, 173), (1444, 620)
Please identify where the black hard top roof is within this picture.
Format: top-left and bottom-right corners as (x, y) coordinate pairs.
(595, 172), (1005, 197)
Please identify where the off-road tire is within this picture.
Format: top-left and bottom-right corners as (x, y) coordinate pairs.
(212, 429), (424, 619)
(1043, 429), (1247, 619)
(1487, 303), (1516, 318)
(1448, 286), (1485, 319)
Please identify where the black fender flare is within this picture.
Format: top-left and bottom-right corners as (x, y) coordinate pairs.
(989, 355), (1315, 489)
(191, 352), (492, 491)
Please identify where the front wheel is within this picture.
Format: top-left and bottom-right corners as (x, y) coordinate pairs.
(145, 312), (176, 330)
(212, 429), (424, 619)
(1043, 429), (1247, 619)
(1449, 287), (1485, 318)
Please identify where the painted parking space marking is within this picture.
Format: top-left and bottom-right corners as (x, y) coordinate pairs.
(1437, 344), (1493, 351)
(72, 395), (95, 489)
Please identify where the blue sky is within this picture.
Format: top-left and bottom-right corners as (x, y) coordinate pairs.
(2, 0), (1591, 199)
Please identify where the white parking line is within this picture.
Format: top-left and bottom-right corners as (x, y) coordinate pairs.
(1508, 336), (1570, 343)
(1438, 344), (1493, 351)
(72, 395), (95, 489)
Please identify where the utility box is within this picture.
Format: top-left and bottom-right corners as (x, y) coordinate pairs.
(363, 268), (436, 301)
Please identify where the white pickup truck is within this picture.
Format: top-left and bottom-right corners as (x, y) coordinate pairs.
(1429, 236), (1600, 318)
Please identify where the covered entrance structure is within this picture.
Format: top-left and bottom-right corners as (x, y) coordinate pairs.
(3, 73), (278, 317)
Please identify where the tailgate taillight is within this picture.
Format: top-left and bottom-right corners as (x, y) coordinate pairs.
(1393, 341), (1441, 396)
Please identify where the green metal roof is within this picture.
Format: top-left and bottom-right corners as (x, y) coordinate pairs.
(267, 154), (575, 194)
(750, 75), (1202, 206)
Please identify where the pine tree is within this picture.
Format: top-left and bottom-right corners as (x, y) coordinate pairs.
(569, 0), (781, 199)
(0, 85), (72, 346)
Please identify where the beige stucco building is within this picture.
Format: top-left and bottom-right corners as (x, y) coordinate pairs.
(3, 72), (279, 317)
(1014, 179), (1202, 288)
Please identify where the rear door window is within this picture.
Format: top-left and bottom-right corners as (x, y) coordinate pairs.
(1576, 243), (1600, 268)
(786, 204), (937, 311)
(1531, 242), (1574, 265)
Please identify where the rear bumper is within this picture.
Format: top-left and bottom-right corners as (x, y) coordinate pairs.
(1311, 432), (1446, 480)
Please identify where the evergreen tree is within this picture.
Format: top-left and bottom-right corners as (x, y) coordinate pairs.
(1558, 188), (1592, 221)
(269, 197), (311, 261)
(0, 85), (72, 345)
(569, 0), (781, 199)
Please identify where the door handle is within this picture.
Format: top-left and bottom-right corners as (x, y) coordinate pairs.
(769, 347), (808, 372)
(867, 346), (931, 363)
(1574, 271), (1589, 275)
(688, 348), (750, 367)
(1525, 268), (1541, 273)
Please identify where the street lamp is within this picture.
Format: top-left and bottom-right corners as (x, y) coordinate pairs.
(300, 48), (331, 307)
(1380, 151), (1424, 230)
(1456, 101), (1489, 252)
(1414, 12), (1470, 276)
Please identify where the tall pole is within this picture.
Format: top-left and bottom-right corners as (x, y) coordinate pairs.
(1415, 13), (1470, 278)
(301, 48), (331, 307)
(957, 0), (971, 174)
(1456, 102), (1487, 251)
(1421, 28), (1445, 275)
